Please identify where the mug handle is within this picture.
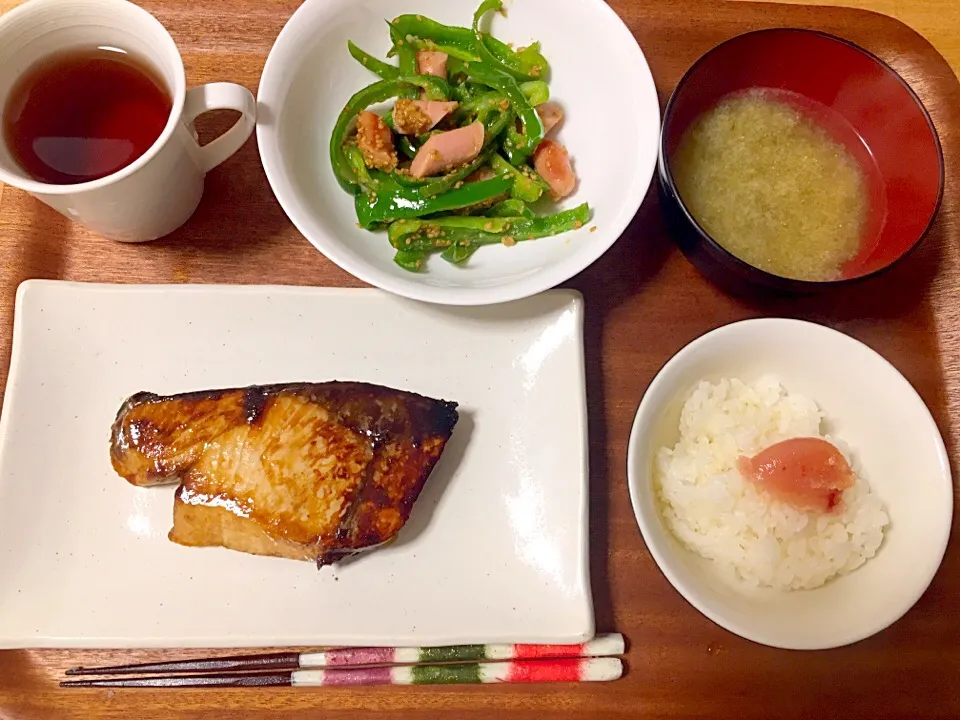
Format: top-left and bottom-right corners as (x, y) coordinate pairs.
(182, 83), (257, 173)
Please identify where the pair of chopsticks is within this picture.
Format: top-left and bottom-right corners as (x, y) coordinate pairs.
(61, 633), (625, 688)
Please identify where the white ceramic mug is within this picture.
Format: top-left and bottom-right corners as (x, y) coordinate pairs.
(0, 0), (256, 242)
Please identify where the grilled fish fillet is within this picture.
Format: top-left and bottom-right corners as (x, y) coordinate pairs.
(110, 382), (459, 565)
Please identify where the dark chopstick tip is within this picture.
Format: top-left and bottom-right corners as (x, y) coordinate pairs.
(60, 671), (294, 688)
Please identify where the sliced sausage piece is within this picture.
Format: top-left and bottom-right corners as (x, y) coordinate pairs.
(393, 99), (459, 135)
(533, 140), (577, 199)
(416, 51), (448, 79)
(536, 102), (564, 136)
(410, 122), (485, 178)
(356, 111), (397, 172)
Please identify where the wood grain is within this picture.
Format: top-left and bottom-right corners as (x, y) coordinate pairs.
(0, 1), (959, 718)
(737, 0), (960, 76)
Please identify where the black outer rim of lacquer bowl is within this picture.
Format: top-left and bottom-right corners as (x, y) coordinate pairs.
(656, 27), (946, 294)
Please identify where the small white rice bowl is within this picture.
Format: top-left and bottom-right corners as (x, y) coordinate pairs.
(655, 376), (888, 591)
(627, 318), (952, 649)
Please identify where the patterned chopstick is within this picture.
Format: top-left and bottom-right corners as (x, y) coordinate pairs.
(65, 633), (624, 676)
(60, 657), (623, 687)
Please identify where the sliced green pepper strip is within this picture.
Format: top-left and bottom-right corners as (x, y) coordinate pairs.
(488, 198), (534, 218)
(342, 144), (379, 193)
(396, 136), (419, 161)
(387, 23), (423, 98)
(497, 152), (551, 191)
(521, 161), (552, 192)
(391, 12), (548, 80)
(416, 39), (481, 63)
(519, 80), (549, 107)
(396, 45), (418, 77)
(465, 81), (491, 98)
(472, 0), (549, 81)
(391, 172), (424, 189)
(486, 38), (550, 81)
(405, 75), (453, 101)
(447, 56), (468, 77)
(455, 90), (504, 123)
(356, 176), (512, 227)
(472, 0), (515, 76)
(449, 83), (471, 103)
(502, 127), (534, 165)
(392, 26), (419, 66)
(481, 108), (514, 143)
(490, 153), (544, 202)
(387, 203), (590, 251)
(440, 244), (478, 264)
(386, 20), (399, 56)
(391, 15), (482, 62)
(393, 248), (427, 271)
(347, 40), (400, 80)
(331, 76), (453, 192)
(381, 112), (419, 160)
(446, 58), (474, 91)
(331, 80), (407, 192)
(448, 78), (492, 105)
(503, 84), (551, 165)
(462, 95), (514, 141)
(465, 62), (543, 165)
(464, 84), (543, 154)
(456, 84), (541, 124)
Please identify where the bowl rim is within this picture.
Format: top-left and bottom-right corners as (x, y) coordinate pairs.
(657, 27), (946, 290)
(625, 317), (954, 649)
(255, 0), (660, 306)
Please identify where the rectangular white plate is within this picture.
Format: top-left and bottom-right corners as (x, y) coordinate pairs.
(0, 282), (592, 648)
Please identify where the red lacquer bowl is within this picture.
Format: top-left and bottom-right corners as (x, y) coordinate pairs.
(658, 28), (944, 292)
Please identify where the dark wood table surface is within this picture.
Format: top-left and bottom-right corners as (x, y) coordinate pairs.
(0, 0), (958, 717)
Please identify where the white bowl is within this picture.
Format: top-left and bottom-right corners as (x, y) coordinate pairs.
(627, 318), (953, 649)
(256, 0), (659, 305)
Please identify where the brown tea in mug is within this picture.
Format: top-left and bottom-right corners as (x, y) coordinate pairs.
(2, 47), (172, 184)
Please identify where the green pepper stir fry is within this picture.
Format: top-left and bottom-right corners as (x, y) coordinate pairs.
(331, 1), (590, 271)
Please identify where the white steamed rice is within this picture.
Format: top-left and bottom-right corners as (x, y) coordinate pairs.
(655, 376), (889, 590)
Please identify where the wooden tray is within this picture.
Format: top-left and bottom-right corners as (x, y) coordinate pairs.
(1, 0), (958, 717)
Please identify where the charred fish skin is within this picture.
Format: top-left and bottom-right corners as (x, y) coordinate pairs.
(109, 382), (459, 565)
